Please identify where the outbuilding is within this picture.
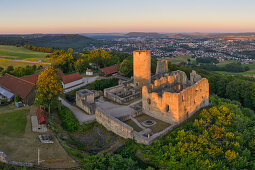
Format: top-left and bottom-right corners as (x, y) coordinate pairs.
(86, 69), (93, 76)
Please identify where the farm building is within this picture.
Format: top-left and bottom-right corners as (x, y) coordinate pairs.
(37, 107), (48, 124)
(56, 68), (83, 89)
(86, 69), (93, 76)
(99, 64), (120, 77)
(0, 74), (36, 105)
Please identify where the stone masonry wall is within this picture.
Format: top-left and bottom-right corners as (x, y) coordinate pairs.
(156, 59), (168, 75)
(95, 108), (134, 139)
(133, 50), (151, 87)
(142, 78), (209, 124)
(76, 90), (96, 115)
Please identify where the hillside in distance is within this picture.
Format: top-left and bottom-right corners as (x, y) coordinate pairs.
(0, 34), (96, 50)
(126, 32), (163, 37)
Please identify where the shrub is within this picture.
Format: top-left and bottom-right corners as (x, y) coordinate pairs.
(14, 94), (21, 102)
(58, 106), (81, 132)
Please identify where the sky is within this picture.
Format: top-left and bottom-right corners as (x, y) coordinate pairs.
(0, 0), (255, 34)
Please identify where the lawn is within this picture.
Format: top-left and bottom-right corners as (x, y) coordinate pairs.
(134, 113), (170, 134)
(0, 45), (48, 60)
(0, 109), (28, 137)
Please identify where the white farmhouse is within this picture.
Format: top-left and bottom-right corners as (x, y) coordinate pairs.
(56, 68), (83, 89)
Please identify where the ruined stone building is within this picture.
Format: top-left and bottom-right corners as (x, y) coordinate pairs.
(156, 59), (168, 75)
(133, 50), (151, 87)
(142, 70), (209, 124)
(77, 50), (209, 145)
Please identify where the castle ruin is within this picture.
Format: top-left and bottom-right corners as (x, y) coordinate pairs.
(142, 70), (209, 124)
(76, 50), (209, 145)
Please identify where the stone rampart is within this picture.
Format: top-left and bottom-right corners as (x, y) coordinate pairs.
(95, 108), (134, 139)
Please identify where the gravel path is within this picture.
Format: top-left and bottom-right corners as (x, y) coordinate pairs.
(58, 97), (95, 124)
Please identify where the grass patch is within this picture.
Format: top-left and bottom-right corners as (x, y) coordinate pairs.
(0, 45), (48, 60)
(0, 109), (28, 137)
(134, 113), (170, 134)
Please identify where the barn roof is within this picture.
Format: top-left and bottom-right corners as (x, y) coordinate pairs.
(101, 64), (120, 76)
(20, 74), (38, 84)
(0, 74), (35, 101)
(62, 72), (83, 84)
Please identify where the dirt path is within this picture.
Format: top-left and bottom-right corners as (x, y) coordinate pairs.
(59, 97), (96, 124)
(0, 58), (51, 65)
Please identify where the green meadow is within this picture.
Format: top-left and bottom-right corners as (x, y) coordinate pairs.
(0, 45), (48, 60)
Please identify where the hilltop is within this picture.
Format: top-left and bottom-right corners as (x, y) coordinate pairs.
(0, 34), (96, 50)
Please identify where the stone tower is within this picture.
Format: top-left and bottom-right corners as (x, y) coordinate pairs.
(133, 50), (151, 87)
(156, 59), (168, 75)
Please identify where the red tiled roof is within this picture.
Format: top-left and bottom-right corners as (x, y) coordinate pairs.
(56, 68), (64, 77)
(0, 74), (35, 101)
(62, 72), (82, 84)
(37, 107), (48, 124)
(101, 64), (120, 76)
(86, 69), (93, 72)
(20, 74), (38, 84)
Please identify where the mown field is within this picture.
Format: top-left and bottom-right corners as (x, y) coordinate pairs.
(0, 45), (52, 69)
(0, 45), (48, 60)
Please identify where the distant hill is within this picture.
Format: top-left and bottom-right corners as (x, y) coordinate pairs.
(125, 32), (163, 37)
(0, 34), (96, 50)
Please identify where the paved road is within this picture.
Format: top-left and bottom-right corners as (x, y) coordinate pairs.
(64, 76), (99, 94)
(58, 97), (95, 124)
(0, 58), (51, 65)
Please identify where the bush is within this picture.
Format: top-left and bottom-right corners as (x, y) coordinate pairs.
(14, 94), (21, 102)
(58, 106), (81, 132)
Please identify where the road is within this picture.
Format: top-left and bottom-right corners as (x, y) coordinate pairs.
(0, 58), (51, 65)
(58, 97), (96, 124)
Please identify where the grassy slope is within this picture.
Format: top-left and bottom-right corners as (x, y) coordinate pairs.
(0, 109), (28, 137)
(0, 45), (51, 69)
(0, 45), (48, 60)
(214, 63), (255, 77)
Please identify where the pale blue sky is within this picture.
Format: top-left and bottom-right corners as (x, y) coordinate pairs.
(0, 0), (255, 33)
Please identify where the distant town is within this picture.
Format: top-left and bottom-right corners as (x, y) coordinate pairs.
(83, 32), (255, 64)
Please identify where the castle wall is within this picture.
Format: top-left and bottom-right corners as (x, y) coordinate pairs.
(142, 78), (209, 124)
(95, 108), (134, 139)
(133, 50), (151, 87)
(104, 84), (141, 104)
(76, 89), (96, 115)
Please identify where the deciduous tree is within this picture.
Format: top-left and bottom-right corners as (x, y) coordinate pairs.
(36, 66), (63, 115)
